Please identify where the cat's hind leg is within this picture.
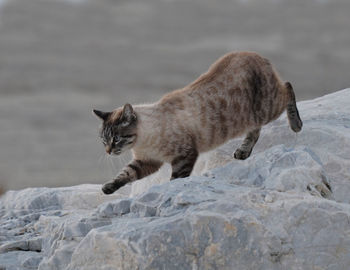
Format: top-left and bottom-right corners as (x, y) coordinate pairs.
(285, 82), (303, 132)
(234, 128), (261, 160)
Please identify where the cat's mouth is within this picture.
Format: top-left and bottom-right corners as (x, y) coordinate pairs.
(112, 150), (122, 155)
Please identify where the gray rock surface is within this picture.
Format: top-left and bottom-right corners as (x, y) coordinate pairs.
(1, 89), (350, 269)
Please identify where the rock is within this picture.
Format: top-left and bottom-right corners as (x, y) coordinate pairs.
(1, 89), (350, 269)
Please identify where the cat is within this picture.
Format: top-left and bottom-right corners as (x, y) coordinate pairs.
(93, 51), (302, 194)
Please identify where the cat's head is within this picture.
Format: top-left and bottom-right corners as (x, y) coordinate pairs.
(93, 104), (137, 155)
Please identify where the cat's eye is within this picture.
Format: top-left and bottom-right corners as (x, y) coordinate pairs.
(112, 136), (120, 143)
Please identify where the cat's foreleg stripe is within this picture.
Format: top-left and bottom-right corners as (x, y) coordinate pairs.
(128, 162), (142, 179)
(171, 149), (198, 180)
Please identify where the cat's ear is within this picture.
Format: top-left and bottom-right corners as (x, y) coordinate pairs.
(92, 109), (111, 121)
(121, 104), (136, 125)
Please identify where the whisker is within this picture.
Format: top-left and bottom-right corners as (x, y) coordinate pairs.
(120, 153), (129, 165)
(111, 156), (119, 173)
(98, 153), (105, 165)
(108, 154), (124, 179)
(106, 155), (115, 175)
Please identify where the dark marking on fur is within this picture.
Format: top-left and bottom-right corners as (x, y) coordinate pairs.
(217, 81), (225, 90)
(209, 124), (216, 146)
(208, 100), (216, 111)
(219, 111), (228, 139)
(219, 98), (228, 110)
(128, 162), (142, 179)
(251, 70), (264, 124)
(209, 86), (219, 95)
(233, 102), (241, 114)
(268, 98), (274, 121)
(200, 105), (207, 127)
(171, 148), (198, 180)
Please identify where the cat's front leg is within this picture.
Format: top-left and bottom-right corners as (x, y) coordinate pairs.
(170, 148), (198, 180)
(102, 159), (162, 194)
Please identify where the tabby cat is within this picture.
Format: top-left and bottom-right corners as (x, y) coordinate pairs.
(93, 51), (302, 194)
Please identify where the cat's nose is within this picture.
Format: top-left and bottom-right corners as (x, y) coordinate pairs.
(105, 146), (112, 155)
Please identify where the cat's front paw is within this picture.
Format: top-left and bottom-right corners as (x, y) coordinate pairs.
(234, 148), (252, 160)
(102, 181), (126, 195)
(102, 182), (117, 194)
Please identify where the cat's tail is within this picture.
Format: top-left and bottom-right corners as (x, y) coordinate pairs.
(285, 82), (303, 132)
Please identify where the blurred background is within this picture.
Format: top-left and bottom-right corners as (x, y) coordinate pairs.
(0, 0), (349, 191)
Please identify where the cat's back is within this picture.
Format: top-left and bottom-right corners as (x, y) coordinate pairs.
(157, 51), (279, 117)
(189, 51), (274, 90)
(158, 51), (272, 104)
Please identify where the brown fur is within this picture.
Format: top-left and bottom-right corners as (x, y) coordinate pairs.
(94, 51), (303, 194)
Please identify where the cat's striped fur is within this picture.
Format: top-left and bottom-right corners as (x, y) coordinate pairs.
(93, 51), (302, 194)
